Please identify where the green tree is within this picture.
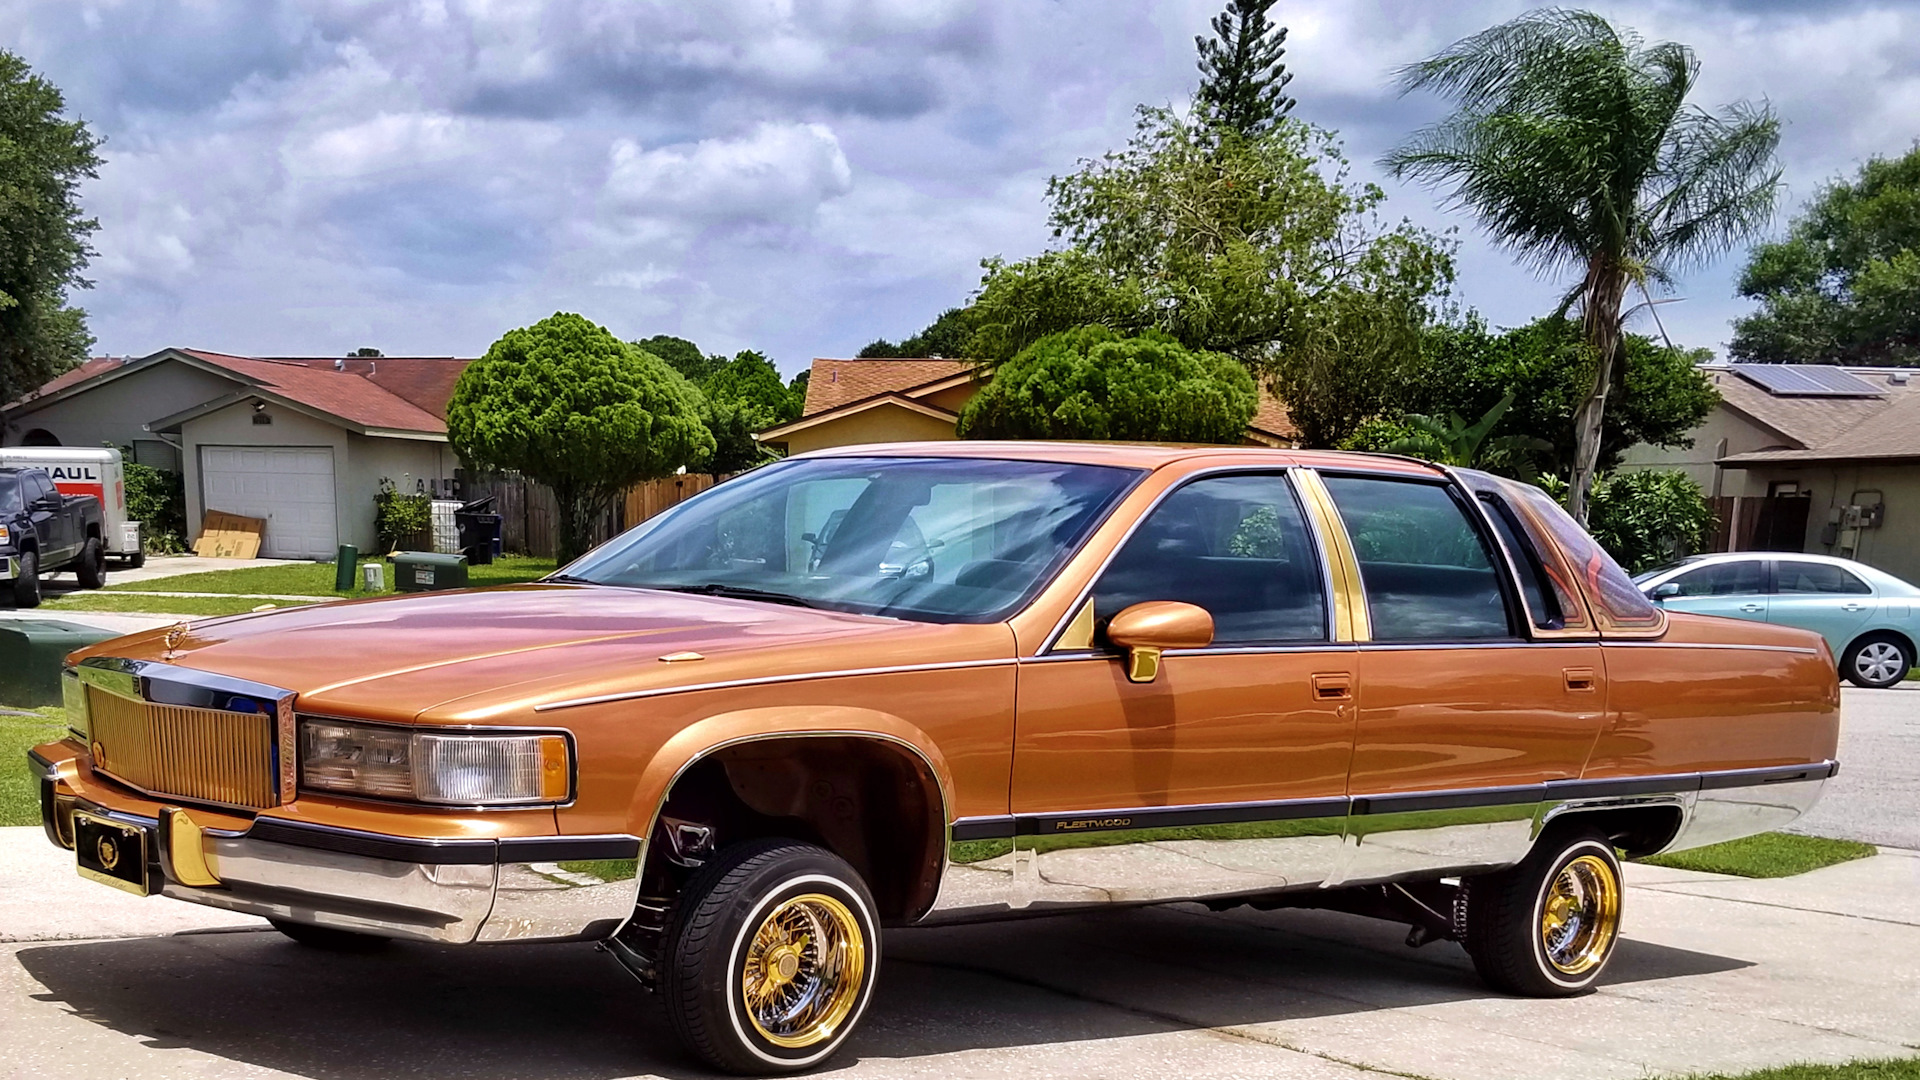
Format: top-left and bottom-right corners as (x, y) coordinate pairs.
(1195, 0), (1295, 139)
(1377, 390), (1552, 474)
(1732, 146), (1920, 365)
(969, 107), (1453, 448)
(956, 326), (1256, 443)
(634, 334), (723, 383)
(702, 350), (803, 425)
(1409, 316), (1718, 477)
(857, 307), (981, 358)
(1385, 10), (1781, 522)
(1541, 469), (1712, 573)
(0, 50), (101, 407)
(451, 313), (713, 563)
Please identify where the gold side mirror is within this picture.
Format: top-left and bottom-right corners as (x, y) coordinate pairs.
(1106, 601), (1214, 684)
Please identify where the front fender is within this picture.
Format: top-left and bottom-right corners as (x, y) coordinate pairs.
(626, 704), (956, 841)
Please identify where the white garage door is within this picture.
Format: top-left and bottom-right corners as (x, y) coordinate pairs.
(200, 446), (338, 559)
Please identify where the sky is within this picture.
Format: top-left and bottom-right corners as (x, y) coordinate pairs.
(4, 0), (1917, 376)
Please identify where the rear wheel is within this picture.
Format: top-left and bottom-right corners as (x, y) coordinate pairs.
(1843, 634), (1912, 689)
(122, 546), (146, 570)
(1464, 829), (1623, 996)
(10, 550), (40, 608)
(75, 537), (106, 589)
(662, 838), (878, 1075)
(268, 918), (389, 951)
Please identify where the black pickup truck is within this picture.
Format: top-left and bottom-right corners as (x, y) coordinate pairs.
(1, 466), (107, 607)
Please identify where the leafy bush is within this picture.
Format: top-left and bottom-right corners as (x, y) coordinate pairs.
(122, 459), (186, 553)
(957, 326), (1256, 443)
(373, 478), (432, 552)
(1541, 469), (1713, 573)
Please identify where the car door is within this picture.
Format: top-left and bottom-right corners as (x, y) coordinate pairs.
(1318, 470), (1607, 883)
(25, 473), (73, 563)
(1653, 559), (1769, 623)
(1769, 559), (1877, 654)
(1007, 470), (1356, 905)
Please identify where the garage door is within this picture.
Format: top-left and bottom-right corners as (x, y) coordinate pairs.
(200, 446), (338, 559)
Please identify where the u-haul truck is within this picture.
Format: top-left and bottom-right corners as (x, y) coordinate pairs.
(0, 447), (144, 567)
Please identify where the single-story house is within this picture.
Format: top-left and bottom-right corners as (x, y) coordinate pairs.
(756, 357), (1300, 456)
(2, 349), (471, 559)
(1617, 362), (1920, 583)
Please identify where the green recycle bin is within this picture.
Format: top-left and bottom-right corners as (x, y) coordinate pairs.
(0, 620), (117, 707)
(391, 551), (469, 592)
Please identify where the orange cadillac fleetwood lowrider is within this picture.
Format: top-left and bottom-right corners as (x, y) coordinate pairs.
(31, 444), (1839, 1074)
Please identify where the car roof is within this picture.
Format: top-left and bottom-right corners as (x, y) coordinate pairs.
(1653, 549), (1919, 591)
(792, 440), (1449, 478)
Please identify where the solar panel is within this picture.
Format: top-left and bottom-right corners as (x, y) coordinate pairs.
(1732, 364), (1885, 397)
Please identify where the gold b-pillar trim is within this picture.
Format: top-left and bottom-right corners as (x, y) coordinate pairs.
(1293, 469), (1371, 643)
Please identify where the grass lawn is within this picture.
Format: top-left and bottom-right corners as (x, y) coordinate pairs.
(0, 705), (67, 827)
(45, 594), (320, 617)
(1700, 1061), (1920, 1080)
(105, 555), (557, 598)
(1638, 831), (1876, 878)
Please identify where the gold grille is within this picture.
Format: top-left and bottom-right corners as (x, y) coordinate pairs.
(86, 686), (279, 809)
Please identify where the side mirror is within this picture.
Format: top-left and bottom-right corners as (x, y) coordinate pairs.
(1106, 601), (1214, 684)
(1649, 582), (1681, 601)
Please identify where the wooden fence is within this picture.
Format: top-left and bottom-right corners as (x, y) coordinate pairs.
(460, 471), (723, 559)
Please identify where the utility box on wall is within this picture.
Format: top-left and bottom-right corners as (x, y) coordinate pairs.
(391, 551), (468, 592)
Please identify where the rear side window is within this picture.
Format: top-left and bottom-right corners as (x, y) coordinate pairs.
(1776, 561), (1872, 595)
(1669, 560), (1764, 597)
(1504, 482), (1663, 632)
(1479, 494), (1562, 630)
(1321, 475), (1512, 642)
(1093, 473), (1328, 645)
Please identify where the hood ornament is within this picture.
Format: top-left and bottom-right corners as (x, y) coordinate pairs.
(162, 622), (191, 659)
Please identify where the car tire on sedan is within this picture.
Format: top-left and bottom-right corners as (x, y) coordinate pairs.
(1464, 828), (1623, 997)
(1843, 634), (1913, 689)
(662, 838), (879, 1075)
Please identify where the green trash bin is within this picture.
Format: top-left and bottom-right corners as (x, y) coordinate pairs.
(391, 551), (469, 592)
(0, 620), (118, 707)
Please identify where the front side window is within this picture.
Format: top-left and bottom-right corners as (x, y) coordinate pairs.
(561, 456), (1142, 623)
(1776, 561), (1872, 595)
(1322, 475), (1512, 641)
(1092, 473), (1328, 646)
(1667, 560), (1764, 597)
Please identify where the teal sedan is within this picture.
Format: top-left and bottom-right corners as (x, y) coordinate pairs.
(1635, 552), (1919, 688)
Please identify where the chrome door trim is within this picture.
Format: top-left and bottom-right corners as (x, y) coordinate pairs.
(1599, 641), (1823, 656)
(534, 657), (1018, 712)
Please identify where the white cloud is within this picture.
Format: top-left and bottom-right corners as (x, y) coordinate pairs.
(602, 122), (853, 228)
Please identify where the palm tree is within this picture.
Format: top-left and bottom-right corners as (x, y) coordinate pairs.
(1383, 9), (1780, 522)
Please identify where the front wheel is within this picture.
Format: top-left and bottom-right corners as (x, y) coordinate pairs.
(1464, 829), (1623, 996)
(662, 839), (879, 1075)
(1843, 634), (1912, 689)
(10, 550), (40, 608)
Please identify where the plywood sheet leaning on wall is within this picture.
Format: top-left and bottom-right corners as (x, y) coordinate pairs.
(193, 510), (266, 558)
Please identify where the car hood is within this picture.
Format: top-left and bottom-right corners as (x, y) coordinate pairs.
(74, 584), (1012, 724)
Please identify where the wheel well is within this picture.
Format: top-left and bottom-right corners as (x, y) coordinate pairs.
(1542, 804), (1683, 858)
(86, 523), (101, 540)
(1843, 627), (1914, 664)
(642, 736), (945, 923)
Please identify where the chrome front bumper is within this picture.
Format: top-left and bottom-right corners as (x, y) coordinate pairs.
(33, 751), (643, 945)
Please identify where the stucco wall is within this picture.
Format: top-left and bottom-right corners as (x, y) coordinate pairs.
(1, 360), (239, 460)
(180, 401), (453, 554)
(780, 405), (959, 456)
(1723, 460), (1920, 584)
(1615, 405), (1787, 496)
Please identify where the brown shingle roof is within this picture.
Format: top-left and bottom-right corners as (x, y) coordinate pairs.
(804, 358), (974, 415)
(181, 351), (461, 433)
(1712, 365), (1920, 464)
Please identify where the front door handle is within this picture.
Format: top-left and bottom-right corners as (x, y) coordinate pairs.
(1739, 603), (1764, 613)
(1563, 667), (1597, 693)
(1311, 672), (1353, 701)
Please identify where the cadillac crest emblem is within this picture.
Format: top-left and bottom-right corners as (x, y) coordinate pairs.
(162, 621), (190, 658)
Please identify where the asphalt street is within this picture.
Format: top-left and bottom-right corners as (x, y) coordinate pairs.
(1789, 686), (1920, 849)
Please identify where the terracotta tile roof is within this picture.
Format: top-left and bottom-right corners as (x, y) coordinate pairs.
(803, 358), (975, 415)
(1712, 365), (1920, 464)
(181, 351), (457, 433)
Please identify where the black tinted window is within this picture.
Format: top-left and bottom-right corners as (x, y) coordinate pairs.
(1668, 561), (1763, 597)
(0, 477), (19, 514)
(1776, 561), (1872, 595)
(1479, 494), (1561, 630)
(1323, 475), (1512, 641)
(1093, 473), (1327, 645)
(22, 473), (51, 504)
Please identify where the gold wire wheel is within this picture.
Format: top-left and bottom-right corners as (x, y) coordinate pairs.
(1540, 853), (1621, 975)
(740, 893), (866, 1049)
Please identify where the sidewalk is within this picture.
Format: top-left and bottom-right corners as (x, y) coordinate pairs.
(2, 824), (1915, 1080)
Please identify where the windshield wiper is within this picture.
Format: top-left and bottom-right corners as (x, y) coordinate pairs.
(648, 583), (824, 609)
(544, 573), (596, 584)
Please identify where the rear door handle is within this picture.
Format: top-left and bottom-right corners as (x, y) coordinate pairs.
(1311, 672), (1353, 701)
(1563, 667), (1597, 693)
(1841, 602), (1866, 612)
(1739, 603), (1764, 613)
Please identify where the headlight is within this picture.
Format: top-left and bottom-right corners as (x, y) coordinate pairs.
(0, 523), (11, 545)
(298, 719), (571, 805)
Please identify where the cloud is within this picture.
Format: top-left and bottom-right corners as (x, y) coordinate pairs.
(1, 0), (1914, 367)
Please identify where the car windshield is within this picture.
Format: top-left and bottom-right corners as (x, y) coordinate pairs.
(0, 476), (19, 515)
(561, 456), (1144, 623)
(1631, 556), (1707, 585)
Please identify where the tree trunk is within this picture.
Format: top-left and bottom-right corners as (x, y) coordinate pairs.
(1567, 259), (1629, 525)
